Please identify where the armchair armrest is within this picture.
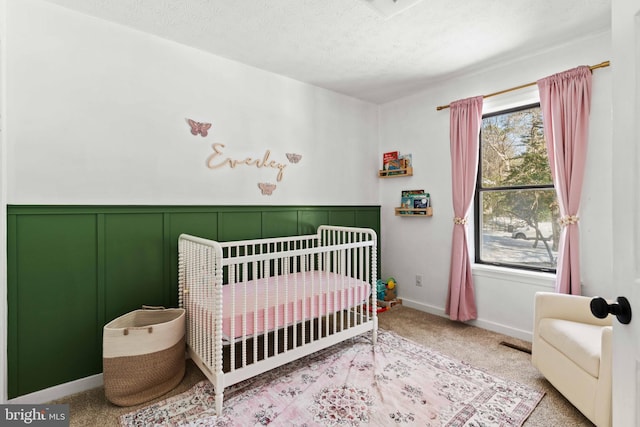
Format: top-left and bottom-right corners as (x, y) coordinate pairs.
(596, 325), (613, 425)
(534, 292), (612, 329)
(601, 325), (612, 369)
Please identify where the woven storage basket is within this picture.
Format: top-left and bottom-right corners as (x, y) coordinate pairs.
(103, 307), (186, 406)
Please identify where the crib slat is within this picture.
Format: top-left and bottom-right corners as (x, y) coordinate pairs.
(230, 263), (236, 371)
(241, 262), (247, 369)
(263, 259), (269, 362)
(252, 260), (258, 367)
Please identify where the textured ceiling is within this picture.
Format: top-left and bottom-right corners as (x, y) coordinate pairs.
(41, 0), (611, 104)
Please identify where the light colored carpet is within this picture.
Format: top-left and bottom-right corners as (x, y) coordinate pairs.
(52, 306), (594, 426)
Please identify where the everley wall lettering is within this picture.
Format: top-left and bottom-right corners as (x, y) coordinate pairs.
(207, 143), (288, 182)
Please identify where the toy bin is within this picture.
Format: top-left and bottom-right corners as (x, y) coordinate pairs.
(102, 306), (186, 406)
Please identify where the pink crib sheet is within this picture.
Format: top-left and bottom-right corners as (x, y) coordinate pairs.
(222, 270), (369, 341)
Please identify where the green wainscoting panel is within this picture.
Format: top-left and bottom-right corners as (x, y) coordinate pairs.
(328, 209), (357, 227)
(168, 212), (219, 243)
(355, 209), (380, 231)
(104, 213), (166, 322)
(218, 211), (263, 241)
(262, 210), (299, 238)
(9, 214), (100, 398)
(6, 205), (379, 398)
(298, 210), (330, 234)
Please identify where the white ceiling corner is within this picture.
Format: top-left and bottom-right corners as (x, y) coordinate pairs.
(39, 0), (611, 104)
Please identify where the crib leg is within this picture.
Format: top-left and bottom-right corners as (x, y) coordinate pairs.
(214, 375), (224, 416)
(372, 318), (378, 345)
(215, 391), (223, 416)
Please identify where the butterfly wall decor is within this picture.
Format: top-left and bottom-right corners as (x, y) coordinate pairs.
(187, 118), (212, 137)
(286, 153), (302, 164)
(258, 182), (277, 195)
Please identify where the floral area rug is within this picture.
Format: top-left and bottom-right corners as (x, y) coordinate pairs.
(120, 330), (544, 426)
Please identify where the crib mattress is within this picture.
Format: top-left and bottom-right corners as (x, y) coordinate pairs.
(191, 270), (370, 341)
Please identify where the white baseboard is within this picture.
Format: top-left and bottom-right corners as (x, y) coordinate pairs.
(469, 318), (532, 342)
(7, 374), (103, 404)
(400, 298), (442, 315)
(400, 298), (532, 342)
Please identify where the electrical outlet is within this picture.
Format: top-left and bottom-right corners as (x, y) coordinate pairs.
(415, 274), (423, 287)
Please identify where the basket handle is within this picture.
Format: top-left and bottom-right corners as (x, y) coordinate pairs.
(123, 326), (153, 335)
(120, 305), (169, 334)
(141, 305), (166, 310)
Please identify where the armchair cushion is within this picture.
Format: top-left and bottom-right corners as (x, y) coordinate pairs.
(538, 318), (603, 377)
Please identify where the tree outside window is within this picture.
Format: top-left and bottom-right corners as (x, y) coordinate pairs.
(475, 104), (558, 272)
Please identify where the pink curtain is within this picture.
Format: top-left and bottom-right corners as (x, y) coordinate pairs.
(446, 96), (483, 321)
(537, 66), (592, 295)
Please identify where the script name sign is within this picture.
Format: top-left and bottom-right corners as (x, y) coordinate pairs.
(207, 143), (288, 182)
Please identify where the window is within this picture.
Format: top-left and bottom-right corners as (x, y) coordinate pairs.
(475, 103), (558, 272)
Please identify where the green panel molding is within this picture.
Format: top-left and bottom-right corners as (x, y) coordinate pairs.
(218, 211), (263, 241)
(9, 214), (100, 398)
(262, 210), (299, 238)
(329, 210), (357, 227)
(298, 210), (330, 234)
(104, 213), (165, 322)
(6, 205), (380, 398)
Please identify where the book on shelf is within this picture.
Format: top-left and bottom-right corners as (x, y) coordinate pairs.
(412, 194), (430, 214)
(412, 194), (429, 209)
(382, 152), (412, 176)
(401, 189), (425, 196)
(400, 153), (412, 169)
(386, 159), (402, 169)
(382, 151), (399, 169)
(400, 196), (413, 211)
(399, 190), (430, 215)
(384, 159), (403, 175)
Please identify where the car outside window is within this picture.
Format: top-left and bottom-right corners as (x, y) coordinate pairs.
(475, 103), (558, 272)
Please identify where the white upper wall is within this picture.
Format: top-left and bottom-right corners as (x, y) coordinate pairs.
(6, 0), (379, 205)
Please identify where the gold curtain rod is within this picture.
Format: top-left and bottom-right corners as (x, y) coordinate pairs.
(435, 60), (610, 111)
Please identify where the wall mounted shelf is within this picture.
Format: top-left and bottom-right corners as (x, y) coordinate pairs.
(395, 207), (433, 217)
(378, 167), (413, 178)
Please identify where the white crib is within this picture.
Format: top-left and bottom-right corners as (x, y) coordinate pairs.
(178, 225), (378, 415)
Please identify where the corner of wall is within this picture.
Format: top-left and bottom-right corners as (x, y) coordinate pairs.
(0, 0), (9, 404)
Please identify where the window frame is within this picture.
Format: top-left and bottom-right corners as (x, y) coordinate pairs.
(473, 102), (557, 274)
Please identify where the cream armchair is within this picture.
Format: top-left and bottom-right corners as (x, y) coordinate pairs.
(532, 292), (612, 427)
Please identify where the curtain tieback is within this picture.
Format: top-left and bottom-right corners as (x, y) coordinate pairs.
(560, 215), (579, 226)
(453, 217), (467, 225)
